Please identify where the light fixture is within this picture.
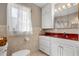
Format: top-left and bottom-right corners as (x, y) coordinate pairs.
(58, 7), (62, 11)
(67, 3), (72, 8)
(55, 9), (57, 12)
(62, 5), (66, 9)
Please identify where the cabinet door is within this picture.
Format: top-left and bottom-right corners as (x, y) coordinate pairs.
(61, 44), (75, 56)
(39, 37), (50, 47)
(50, 38), (61, 56)
(39, 44), (50, 55)
(42, 6), (46, 28)
(39, 36), (51, 55)
(51, 44), (61, 56)
(42, 4), (54, 29)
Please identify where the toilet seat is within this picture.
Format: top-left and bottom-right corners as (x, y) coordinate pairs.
(12, 49), (30, 56)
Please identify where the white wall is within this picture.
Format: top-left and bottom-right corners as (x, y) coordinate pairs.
(0, 3), (7, 37)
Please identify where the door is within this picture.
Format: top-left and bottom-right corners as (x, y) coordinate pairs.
(42, 4), (54, 28)
(39, 36), (51, 55)
(61, 43), (75, 56)
(50, 38), (61, 56)
(51, 44), (61, 56)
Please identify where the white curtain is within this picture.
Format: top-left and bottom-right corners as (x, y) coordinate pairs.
(7, 4), (32, 35)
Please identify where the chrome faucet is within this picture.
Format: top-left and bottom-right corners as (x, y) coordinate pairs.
(64, 32), (68, 38)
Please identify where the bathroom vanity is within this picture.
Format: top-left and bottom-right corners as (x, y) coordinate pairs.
(39, 33), (79, 56)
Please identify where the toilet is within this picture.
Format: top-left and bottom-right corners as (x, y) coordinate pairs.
(12, 49), (30, 56)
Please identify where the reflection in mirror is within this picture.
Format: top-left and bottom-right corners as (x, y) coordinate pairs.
(54, 3), (79, 28)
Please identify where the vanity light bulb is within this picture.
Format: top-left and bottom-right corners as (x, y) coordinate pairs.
(58, 7), (62, 11)
(62, 5), (66, 9)
(67, 3), (72, 8)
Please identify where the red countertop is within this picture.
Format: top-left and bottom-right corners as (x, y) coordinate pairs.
(40, 32), (79, 41)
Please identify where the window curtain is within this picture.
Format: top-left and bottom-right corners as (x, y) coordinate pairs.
(7, 4), (32, 35)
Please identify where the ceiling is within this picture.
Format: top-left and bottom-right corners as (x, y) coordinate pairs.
(54, 3), (78, 17)
(34, 3), (78, 17)
(34, 3), (47, 8)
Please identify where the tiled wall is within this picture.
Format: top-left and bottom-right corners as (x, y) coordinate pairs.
(0, 25), (7, 37)
(0, 3), (7, 37)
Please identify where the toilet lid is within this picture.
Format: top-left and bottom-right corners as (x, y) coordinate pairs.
(12, 49), (30, 56)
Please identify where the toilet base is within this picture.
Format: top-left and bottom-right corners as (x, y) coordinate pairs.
(12, 49), (30, 56)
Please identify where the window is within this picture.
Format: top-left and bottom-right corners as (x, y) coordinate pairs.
(7, 4), (32, 35)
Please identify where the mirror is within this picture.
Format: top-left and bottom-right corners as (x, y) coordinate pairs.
(54, 3), (79, 28)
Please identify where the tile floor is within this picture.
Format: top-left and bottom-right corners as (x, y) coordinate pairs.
(30, 50), (48, 56)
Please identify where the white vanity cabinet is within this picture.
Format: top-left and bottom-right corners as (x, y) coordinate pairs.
(51, 43), (76, 56)
(58, 39), (79, 56)
(50, 38), (79, 56)
(42, 4), (55, 29)
(39, 36), (79, 56)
